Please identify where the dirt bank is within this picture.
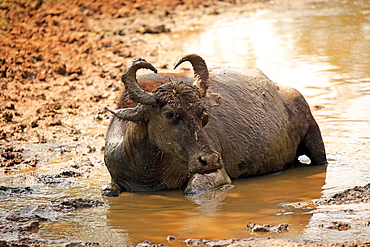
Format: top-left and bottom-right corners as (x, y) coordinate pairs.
(1, 0), (275, 174)
(1, 0), (370, 246)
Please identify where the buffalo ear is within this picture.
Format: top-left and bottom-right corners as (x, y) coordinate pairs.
(104, 105), (148, 121)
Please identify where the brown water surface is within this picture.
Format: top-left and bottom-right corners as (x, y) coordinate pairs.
(105, 165), (326, 245)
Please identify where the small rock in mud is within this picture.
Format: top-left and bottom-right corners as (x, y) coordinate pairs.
(55, 170), (82, 178)
(50, 198), (105, 211)
(138, 24), (170, 34)
(38, 174), (80, 188)
(185, 238), (241, 246)
(65, 241), (101, 246)
(246, 223), (289, 233)
(166, 235), (177, 241)
(135, 240), (168, 247)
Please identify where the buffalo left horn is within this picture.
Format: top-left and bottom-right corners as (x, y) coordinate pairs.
(122, 58), (157, 105)
(174, 54), (209, 97)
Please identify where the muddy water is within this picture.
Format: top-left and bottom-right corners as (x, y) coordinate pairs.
(105, 165), (326, 245)
(2, 1), (370, 245)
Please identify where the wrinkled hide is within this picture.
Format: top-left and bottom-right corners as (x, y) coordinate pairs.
(203, 67), (327, 179)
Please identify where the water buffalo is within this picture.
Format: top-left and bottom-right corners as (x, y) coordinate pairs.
(103, 54), (327, 196)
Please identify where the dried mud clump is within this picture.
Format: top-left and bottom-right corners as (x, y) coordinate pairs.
(246, 222), (289, 233)
(315, 183), (370, 205)
(0, 186), (35, 198)
(292, 182), (370, 208)
(319, 221), (351, 231)
(0, 147), (38, 174)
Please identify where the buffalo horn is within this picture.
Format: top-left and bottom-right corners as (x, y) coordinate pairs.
(104, 106), (146, 121)
(122, 58), (157, 105)
(174, 54), (209, 97)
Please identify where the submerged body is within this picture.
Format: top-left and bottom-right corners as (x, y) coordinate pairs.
(104, 55), (327, 195)
(202, 67), (326, 178)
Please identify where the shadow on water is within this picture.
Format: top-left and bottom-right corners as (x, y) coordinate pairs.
(106, 165), (327, 245)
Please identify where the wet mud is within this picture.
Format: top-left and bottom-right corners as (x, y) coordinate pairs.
(184, 238), (367, 247)
(1, 0), (370, 246)
(0, 198), (105, 246)
(290, 183), (370, 209)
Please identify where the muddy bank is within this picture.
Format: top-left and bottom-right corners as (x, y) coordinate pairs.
(184, 238), (367, 247)
(295, 183), (370, 206)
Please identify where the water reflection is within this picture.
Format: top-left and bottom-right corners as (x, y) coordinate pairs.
(106, 165), (326, 245)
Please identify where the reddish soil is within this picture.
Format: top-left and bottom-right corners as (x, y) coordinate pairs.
(0, 0), (269, 172)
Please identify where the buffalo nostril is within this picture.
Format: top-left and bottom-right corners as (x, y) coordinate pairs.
(199, 153), (219, 167)
(199, 156), (208, 166)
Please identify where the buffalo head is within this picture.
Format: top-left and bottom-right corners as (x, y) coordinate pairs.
(105, 55), (222, 175)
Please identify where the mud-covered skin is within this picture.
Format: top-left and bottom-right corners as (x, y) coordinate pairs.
(203, 67), (327, 179)
(104, 55), (327, 195)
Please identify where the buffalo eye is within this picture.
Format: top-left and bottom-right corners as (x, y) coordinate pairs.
(164, 111), (176, 120)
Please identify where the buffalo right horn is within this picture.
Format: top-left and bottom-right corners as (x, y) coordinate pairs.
(104, 106), (148, 121)
(174, 54), (209, 97)
(122, 58), (157, 105)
